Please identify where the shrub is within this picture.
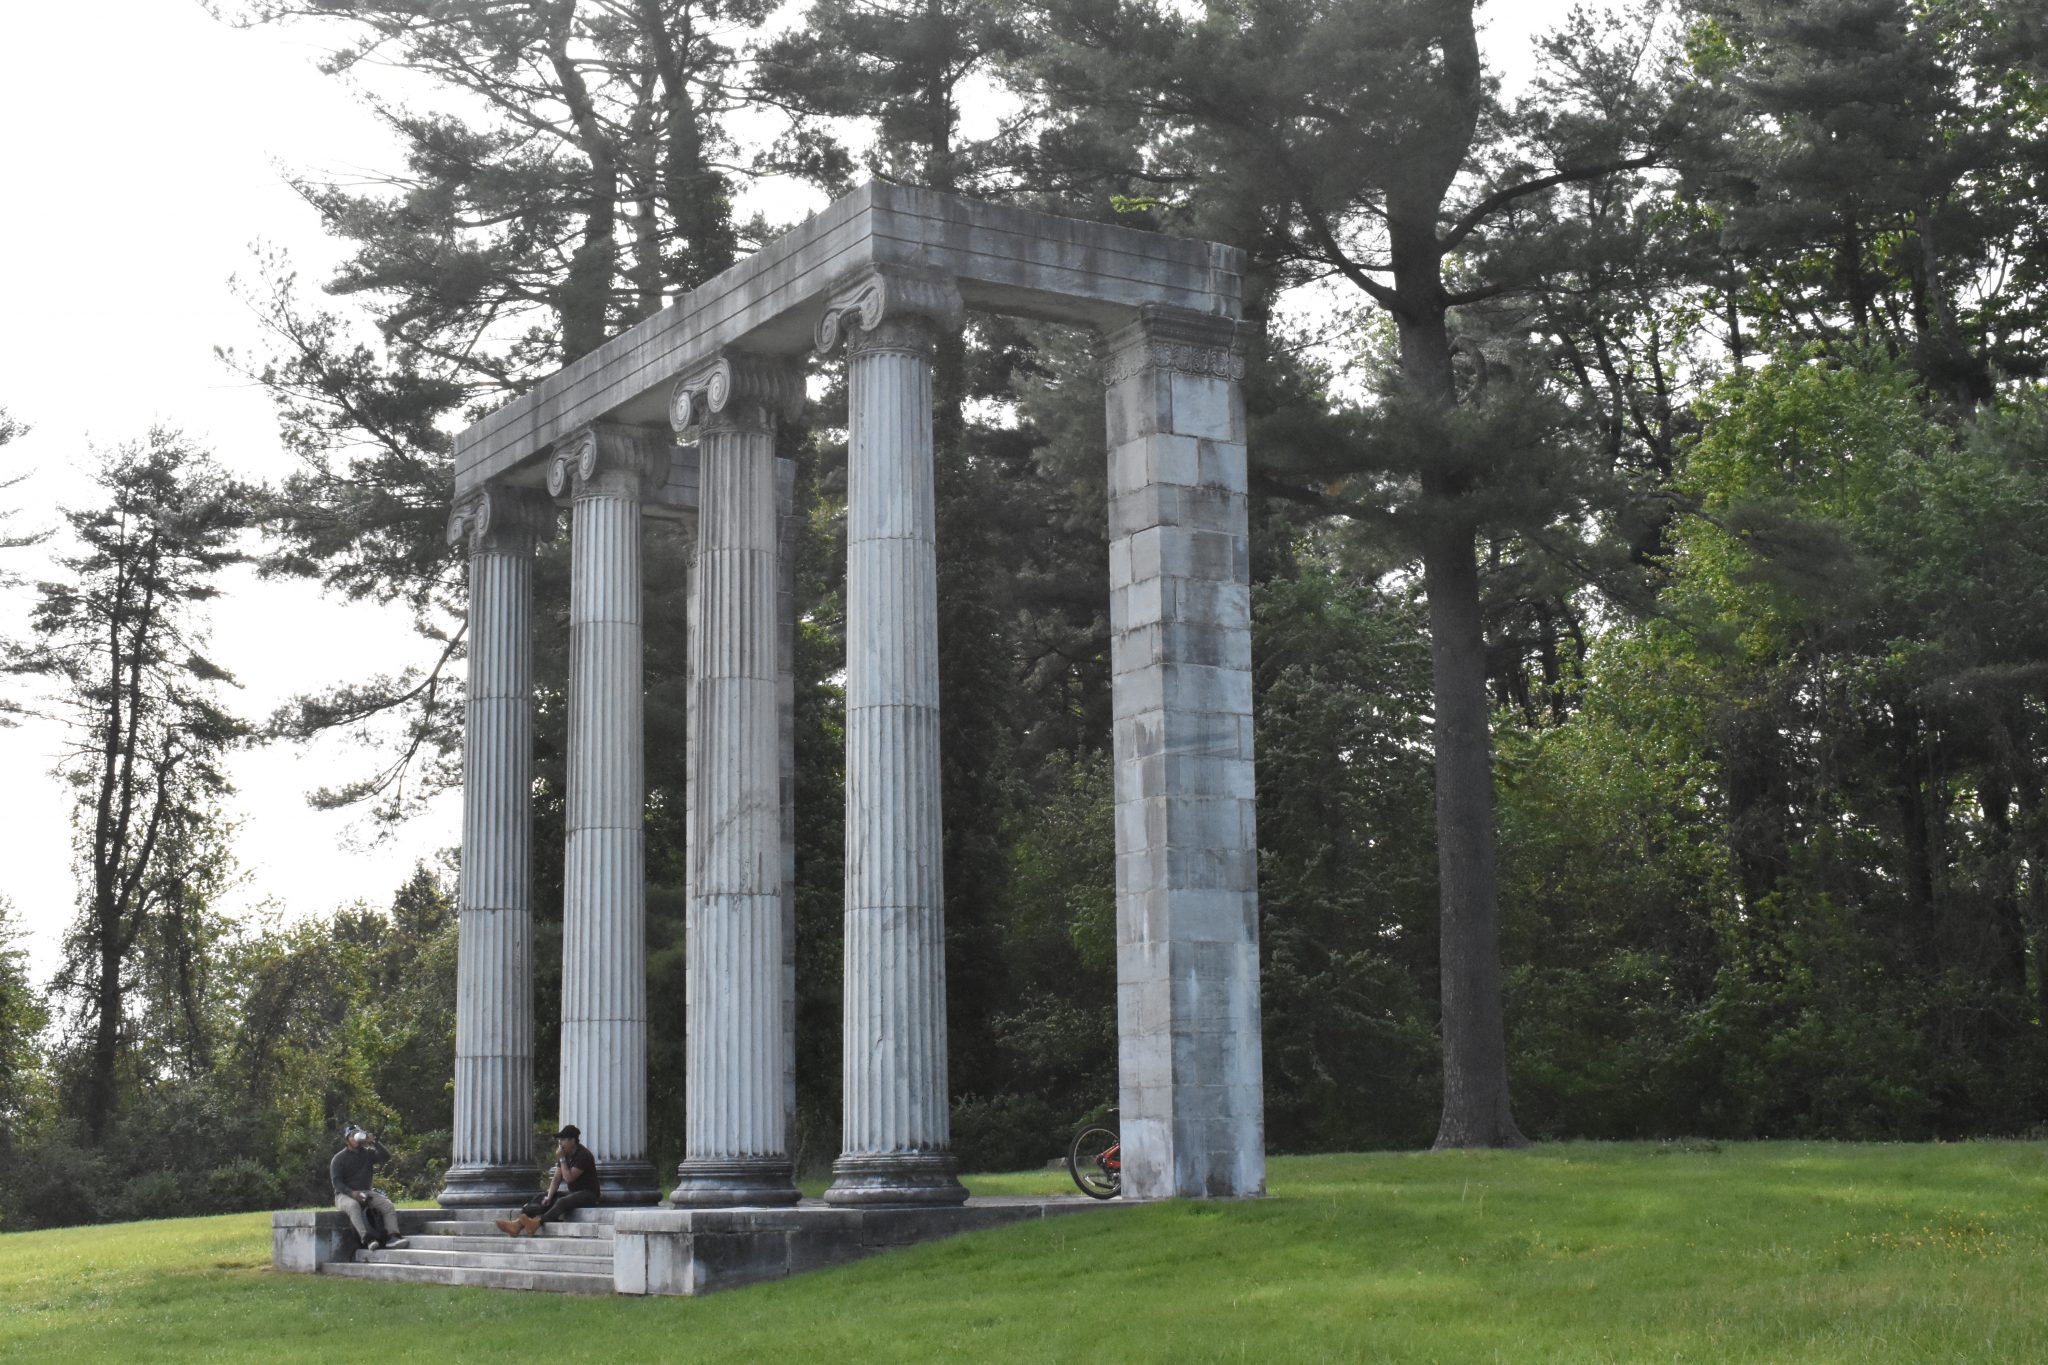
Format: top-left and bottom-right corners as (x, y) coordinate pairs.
(110, 1170), (183, 1222)
(204, 1158), (283, 1214)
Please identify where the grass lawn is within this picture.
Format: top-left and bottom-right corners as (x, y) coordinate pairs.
(5, 1142), (2048, 1362)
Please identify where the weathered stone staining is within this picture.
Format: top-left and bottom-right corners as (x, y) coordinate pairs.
(440, 485), (552, 1207)
(433, 184), (1266, 1229)
(669, 354), (804, 1207)
(819, 267), (969, 1206)
(549, 423), (668, 1206)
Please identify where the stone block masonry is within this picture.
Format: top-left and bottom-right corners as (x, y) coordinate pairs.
(1104, 306), (1266, 1201)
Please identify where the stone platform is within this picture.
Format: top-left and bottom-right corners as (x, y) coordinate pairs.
(273, 1196), (1122, 1296)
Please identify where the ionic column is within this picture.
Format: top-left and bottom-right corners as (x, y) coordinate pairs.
(548, 424), (667, 1205)
(440, 483), (551, 1207)
(1103, 305), (1266, 1199)
(817, 267), (968, 1206)
(669, 354), (805, 1207)
(776, 453), (800, 1162)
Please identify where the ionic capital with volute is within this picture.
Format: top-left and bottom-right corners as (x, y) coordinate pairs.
(545, 423), (672, 502)
(814, 265), (965, 359)
(447, 482), (554, 557)
(669, 352), (806, 439)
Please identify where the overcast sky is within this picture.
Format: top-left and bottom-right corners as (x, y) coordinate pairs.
(0, 3), (455, 981)
(0, 0), (1600, 984)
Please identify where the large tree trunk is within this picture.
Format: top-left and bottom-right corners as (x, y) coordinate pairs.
(1392, 192), (1524, 1145)
(85, 928), (123, 1144)
(550, 2), (618, 360)
(1422, 510), (1525, 1148)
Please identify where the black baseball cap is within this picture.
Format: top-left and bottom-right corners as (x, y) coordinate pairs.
(554, 1125), (581, 1140)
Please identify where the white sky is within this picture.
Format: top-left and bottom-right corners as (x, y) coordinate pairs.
(0, 0), (1594, 985)
(0, 2), (449, 982)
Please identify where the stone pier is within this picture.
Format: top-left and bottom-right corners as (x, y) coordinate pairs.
(1103, 308), (1266, 1199)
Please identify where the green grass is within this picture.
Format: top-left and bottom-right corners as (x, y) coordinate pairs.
(7, 1143), (2048, 1362)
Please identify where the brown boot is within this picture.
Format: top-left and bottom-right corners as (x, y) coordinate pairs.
(514, 1214), (541, 1237)
(494, 1216), (522, 1236)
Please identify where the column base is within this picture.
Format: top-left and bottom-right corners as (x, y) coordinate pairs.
(667, 1156), (801, 1208)
(599, 1160), (667, 1207)
(437, 1162), (541, 1208)
(823, 1152), (968, 1206)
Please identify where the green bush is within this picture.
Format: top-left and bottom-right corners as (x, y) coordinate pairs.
(203, 1159), (283, 1214)
(951, 1092), (1064, 1174)
(110, 1170), (183, 1222)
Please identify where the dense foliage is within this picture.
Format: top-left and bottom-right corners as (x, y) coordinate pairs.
(6, 0), (2048, 1228)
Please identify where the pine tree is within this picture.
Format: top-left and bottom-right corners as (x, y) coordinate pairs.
(11, 430), (253, 1143)
(1679, 0), (2048, 401)
(226, 0), (768, 816)
(1030, 0), (1676, 1147)
(0, 409), (47, 725)
(0, 896), (51, 1200)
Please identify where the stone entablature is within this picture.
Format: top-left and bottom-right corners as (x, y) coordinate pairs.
(453, 183), (1242, 495)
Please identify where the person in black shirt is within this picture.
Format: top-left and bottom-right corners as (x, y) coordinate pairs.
(497, 1124), (603, 1236)
(330, 1125), (408, 1250)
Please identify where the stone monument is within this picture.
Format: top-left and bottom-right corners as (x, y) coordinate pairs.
(436, 182), (1267, 1215)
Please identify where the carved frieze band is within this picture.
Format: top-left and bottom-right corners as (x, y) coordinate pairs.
(447, 483), (554, 556)
(544, 422), (671, 500)
(1100, 306), (1250, 388)
(670, 352), (806, 436)
(814, 265), (966, 357)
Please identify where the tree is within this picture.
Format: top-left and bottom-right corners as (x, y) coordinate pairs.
(0, 406), (34, 553)
(0, 897), (50, 1179)
(1678, 0), (2048, 400)
(1, 408), (49, 724)
(754, 0), (1022, 196)
(12, 430), (253, 1143)
(1030, 0), (1676, 1146)
(1603, 348), (2048, 1136)
(1252, 547), (1443, 1150)
(224, 0), (769, 818)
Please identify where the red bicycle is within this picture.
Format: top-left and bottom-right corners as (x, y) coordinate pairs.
(1066, 1110), (1121, 1199)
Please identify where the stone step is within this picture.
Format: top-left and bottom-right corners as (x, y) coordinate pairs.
(319, 1259), (613, 1294)
(357, 1247), (610, 1275)
(390, 1233), (614, 1258)
(412, 1219), (614, 1240)
(418, 1207), (621, 1222)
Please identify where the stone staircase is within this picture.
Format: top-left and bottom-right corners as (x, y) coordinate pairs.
(316, 1208), (616, 1294)
(276, 1196), (1124, 1296)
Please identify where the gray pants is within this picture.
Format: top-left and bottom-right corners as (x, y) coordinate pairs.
(336, 1190), (398, 1241)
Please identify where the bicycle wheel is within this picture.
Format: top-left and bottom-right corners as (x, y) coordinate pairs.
(1067, 1124), (1122, 1199)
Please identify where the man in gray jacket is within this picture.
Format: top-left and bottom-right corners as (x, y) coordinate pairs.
(330, 1125), (408, 1250)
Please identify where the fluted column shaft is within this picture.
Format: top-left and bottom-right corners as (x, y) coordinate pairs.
(553, 432), (661, 1205)
(671, 376), (800, 1206)
(821, 277), (968, 1205)
(441, 486), (548, 1206)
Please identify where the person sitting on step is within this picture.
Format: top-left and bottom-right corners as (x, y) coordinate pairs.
(330, 1125), (409, 1251)
(497, 1124), (603, 1236)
